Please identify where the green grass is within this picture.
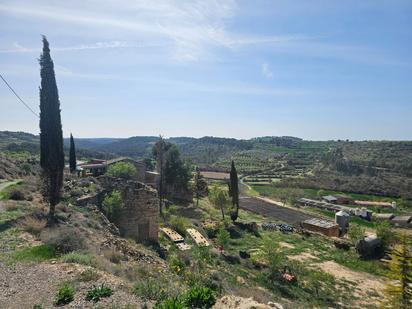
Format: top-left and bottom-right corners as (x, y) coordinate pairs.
(0, 181), (23, 200)
(10, 245), (55, 262)
(60, 252), (96, 266)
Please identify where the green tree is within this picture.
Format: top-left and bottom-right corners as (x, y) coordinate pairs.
(381, 234), (412, 309)
(153, 136), (172, 215)
(102, 190), (123, 223)
(164, 144), (191, 191)
(39, 36), (64, 222)
(348, 224), (366, 244)
(192, 166), (208, 207)
(216, 228), (230, 250)
(106, 162), (137, 179)
(228, 160), (239, 222)
(208, 185), (230, 220)
(376, 221), (395, 251)
(69, 133), (76, 173)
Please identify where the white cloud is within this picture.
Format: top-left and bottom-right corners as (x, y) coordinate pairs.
(0, 1), (311, 61)
(261, 62), (273, 79)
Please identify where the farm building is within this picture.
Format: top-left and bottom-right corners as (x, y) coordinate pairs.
(78, 157), (146, 180)
(374, 213), (395, 221)
(301, 218), (340, 237)
(322, 195), (353, 205)
(355, 200), (396, 208)
(391, 216), (412, 228)
(200, 171), (230, 182)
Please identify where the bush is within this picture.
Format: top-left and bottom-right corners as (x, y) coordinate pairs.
(133, 278), (172, 302)
(154, 297), (185, 309)
(8, 188), (25, 200)
(86, 283), (113, 302)
(106, 162), (137, 179)
(61, 252), (96, 266)
(54, 282), (75, 306)
(168, 254), (187, 275)
(216, 228), (230, 250)
(102, 190), (123, 223)
(184, 285), (216, 309)
(348, 224), (366, 244)
(18, 217), (46, 238)
(169, 215), (190, 236)
(42, 228), (85, 255)
(76, 268), (100, 282)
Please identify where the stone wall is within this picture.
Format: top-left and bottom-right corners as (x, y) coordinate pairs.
(98, 176), (159, 243)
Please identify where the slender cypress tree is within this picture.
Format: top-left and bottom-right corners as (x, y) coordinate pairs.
(69, 133), (76, 173)
(39, 36), (64, 222)
(229, 160), (239, 222)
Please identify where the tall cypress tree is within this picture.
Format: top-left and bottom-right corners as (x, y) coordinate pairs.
(69, 133), (76, 173)
(229, 160), (239, 222)
(39, 36), (64, 221)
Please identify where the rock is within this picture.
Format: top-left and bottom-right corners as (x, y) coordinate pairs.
(236, 276), (245, 284)
(267, 301), (284, 309)
(221, 252), (241, 264)
(239, 250), (250, 259)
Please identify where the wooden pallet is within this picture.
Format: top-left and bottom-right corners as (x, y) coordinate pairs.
(186, 228), (209, 247)
(160, 227), (184, 243)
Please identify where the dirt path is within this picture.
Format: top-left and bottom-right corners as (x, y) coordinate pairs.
(0, 179), (22, 192)
(313, 260), (386, 307)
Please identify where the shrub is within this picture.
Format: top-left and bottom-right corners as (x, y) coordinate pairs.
(76, 268), (100, 282)
(154, 297), (185, 309)
(348, 224), (366, 244)
(86, 283), (113, 302)
(54, 282), (75, 306)
(42, 227), (85, 255)
(215, 228), (230, 250)
(32, 305), (44, 309)
(133, 278), (171, 302)
(102, 190), (123, 223)
(169, 215), (190, 236)
(61, 252), (96, 266)
(184, 285), (216, 309)
(106, 162), (137, 179)
(18, 217), (46, 238)
(168, 254), (187, 275)
(8, 188), (25, 200)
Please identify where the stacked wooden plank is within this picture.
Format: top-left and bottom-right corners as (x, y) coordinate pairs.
(186, 228), (210, 247)
(160, 227), (184, 243)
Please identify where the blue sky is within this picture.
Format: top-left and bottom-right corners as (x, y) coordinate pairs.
(0, 0), (411, 140)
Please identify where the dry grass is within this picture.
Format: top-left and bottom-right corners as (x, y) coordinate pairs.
(103, 248), (124, 264)
(18, 216), (47, 238)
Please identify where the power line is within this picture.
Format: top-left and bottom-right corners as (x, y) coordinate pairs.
(0, 73), (39, 118)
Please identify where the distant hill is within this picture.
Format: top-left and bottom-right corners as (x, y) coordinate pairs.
(1, 131), (412, 197)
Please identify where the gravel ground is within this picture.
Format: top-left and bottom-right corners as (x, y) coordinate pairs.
(0, 261), (148, 308)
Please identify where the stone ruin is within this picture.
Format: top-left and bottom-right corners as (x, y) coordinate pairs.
(95, 176), (159, 243)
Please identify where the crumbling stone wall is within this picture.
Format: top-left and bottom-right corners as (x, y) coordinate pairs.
(98, 176), (159, 243)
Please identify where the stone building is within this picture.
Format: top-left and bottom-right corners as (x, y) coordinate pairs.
(98, 176), (159, 243)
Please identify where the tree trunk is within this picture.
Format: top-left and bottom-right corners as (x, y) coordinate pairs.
(220, 206), (225, 220)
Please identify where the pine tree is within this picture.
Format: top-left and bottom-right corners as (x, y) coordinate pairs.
(69, 133), (76, 173)
(229, 160), (239, 222)
(381, 233), (412, 309)
(39, 36), (64, 222)
(153, 136), (171, 215)
(192, 166), (208, 207)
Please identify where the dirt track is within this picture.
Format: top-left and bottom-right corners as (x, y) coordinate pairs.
(240, 196), (314, 225)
